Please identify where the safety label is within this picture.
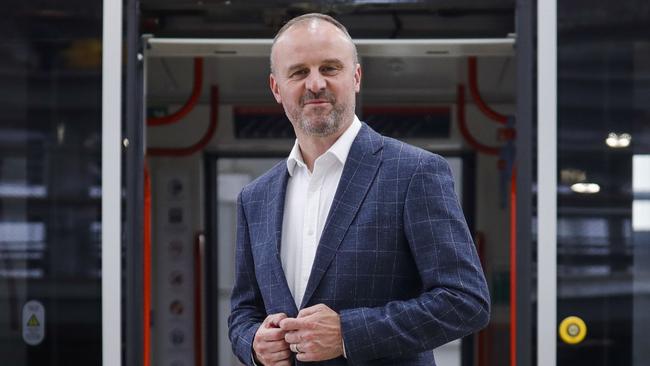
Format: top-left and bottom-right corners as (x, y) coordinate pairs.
(22, 300), (45, 346)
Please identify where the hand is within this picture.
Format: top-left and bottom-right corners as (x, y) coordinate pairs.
(253, 313), (292, 366)
(279, 304), (344, 362)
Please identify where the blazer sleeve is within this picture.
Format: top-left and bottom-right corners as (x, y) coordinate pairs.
(339, 153), (490, 363)
(228, 192), (265, 366)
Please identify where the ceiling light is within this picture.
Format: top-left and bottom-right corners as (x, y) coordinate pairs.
(618, 133), (631, 147)
(606, 132), (632, 148)
(571, 182), (600, 194)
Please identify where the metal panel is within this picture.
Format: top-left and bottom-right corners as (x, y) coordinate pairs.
(102, 0), (123, 365)
(146, 38), (515, 58)
(125, 0), (145, 364)
(515, 0), (534, 365)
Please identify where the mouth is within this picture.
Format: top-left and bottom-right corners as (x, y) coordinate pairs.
(304, 100), (331, 105)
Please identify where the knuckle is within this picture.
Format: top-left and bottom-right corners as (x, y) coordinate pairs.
(296, 353), (310, 362)
(302, 342), (315, 352)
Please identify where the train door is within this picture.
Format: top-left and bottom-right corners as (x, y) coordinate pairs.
(535, 1), (650, 366)
(0, 0), (124, 365)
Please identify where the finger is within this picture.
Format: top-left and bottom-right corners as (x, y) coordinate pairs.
(266, 349), (292, 362)
(297, 304), (327, 318)
(259, 327), (288, 342)
(296, 351), (319, 362)
(273, 360), (292, 366)
(266, 313), (287, 328)
(284, 330), (306, 344)
(257, 339), (290, 354)
(279, 318), (304, 331)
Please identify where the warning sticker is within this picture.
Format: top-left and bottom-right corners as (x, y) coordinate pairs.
(27, 314), (40, 327)
(22, 300), (45, 346)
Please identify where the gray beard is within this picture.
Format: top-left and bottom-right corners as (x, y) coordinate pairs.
(297, 103), (345, 137)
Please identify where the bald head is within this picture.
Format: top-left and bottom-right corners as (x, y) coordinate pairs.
(270, 13), (358, 74)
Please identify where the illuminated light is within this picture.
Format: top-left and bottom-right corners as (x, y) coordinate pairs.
(571, 182), (600, 194)
(605, 132), (632, 148)
(618, 133), (632, 147)
(605, 133), (618, 147)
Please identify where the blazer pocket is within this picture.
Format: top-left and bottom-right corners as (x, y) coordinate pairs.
(354, 209), (397, 228)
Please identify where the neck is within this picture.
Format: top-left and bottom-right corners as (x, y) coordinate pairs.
(296, 119), (352, 172)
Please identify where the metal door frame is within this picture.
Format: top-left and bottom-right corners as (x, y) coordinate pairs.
(102, 0), (123, 365)
(537, 1), (558, 366)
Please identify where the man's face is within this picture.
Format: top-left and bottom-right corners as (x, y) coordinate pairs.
(269, 20), (361, 137)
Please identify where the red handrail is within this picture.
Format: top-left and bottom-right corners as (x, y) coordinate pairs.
(457, 84), (500, 156)
(147, 58), (204, 126)
(468, 57), (508, 125)
(148, 85), (219, 157)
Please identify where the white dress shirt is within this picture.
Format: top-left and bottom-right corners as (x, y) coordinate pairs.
(281, 116), (362, 308)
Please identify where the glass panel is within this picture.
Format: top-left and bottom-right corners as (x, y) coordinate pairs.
(556, 2), (650, 365)
(214, 157), (284, 366)
(0, 1), (103, 365)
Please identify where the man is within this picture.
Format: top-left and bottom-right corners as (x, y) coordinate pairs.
(228, 13), (489, 366)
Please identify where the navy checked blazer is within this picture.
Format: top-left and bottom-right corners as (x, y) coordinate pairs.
(228, 123), (490, 365)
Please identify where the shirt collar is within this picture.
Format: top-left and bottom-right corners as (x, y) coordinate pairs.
(286, 115), (362, 176)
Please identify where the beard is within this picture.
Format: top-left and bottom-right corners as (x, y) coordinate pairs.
(286, 90), (353, 137)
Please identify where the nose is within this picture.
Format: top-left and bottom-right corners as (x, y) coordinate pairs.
(305, 70), (326, 94)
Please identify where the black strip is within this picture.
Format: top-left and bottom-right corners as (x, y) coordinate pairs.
(124, 0), (144, 364)
(461, 152), (477, 366)
(203, 153), (218, 366)
(515, 0), (535, 365)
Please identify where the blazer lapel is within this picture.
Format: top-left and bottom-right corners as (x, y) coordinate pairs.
(267, 165), (289, 254)
(300, 124), (384, 309)
(265, 163), (299, 316)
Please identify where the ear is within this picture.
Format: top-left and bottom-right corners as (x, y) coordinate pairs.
(269, 73), (282, 104)
(353, 63), (362, 93)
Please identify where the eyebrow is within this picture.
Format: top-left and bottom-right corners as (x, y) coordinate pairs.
(285, 59), (345, 75)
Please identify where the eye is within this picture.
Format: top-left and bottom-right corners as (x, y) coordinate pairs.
(290, 69), (308, 78)
(321, 65), (340, 75)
